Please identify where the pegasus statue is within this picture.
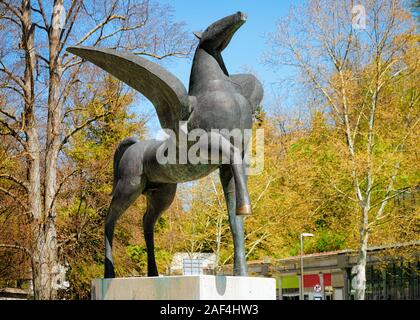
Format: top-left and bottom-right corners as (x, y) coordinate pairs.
(67, 11), (263, 278)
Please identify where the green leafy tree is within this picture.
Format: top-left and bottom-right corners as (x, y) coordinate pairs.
(57, 77), (147, 299)
(266, 0), (419, 299)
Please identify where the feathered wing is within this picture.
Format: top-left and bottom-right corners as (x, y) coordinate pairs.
(66, 46), (190, 134)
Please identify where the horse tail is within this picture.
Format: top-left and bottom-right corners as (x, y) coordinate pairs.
(112, 137), (139, 195)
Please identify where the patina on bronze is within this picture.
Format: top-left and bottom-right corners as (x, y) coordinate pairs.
(67, 12), (263, 278)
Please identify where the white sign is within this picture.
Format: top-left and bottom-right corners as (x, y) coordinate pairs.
(314, 284), (322, 293)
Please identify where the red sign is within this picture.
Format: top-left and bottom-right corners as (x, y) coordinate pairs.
(303, 274), (331, 288)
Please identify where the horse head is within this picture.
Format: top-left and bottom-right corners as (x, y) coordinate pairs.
(194, 12), (247, 75)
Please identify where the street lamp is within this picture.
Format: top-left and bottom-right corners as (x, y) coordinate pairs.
(300, 233), (314, 300)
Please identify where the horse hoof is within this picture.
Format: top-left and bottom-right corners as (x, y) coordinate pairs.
(236, 204), (252, 215)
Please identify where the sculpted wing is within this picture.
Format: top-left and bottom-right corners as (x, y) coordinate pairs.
(66, 46), (190, 133)
(230, 74), (263, 114)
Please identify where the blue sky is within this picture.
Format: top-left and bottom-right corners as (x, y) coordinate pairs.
(142, 0), (300, 135)
(158, 0), (295, 85)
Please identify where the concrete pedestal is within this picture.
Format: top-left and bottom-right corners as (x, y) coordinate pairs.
(91, 275), (276, 300)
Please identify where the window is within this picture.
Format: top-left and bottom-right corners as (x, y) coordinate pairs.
(183, 259), (204, 275)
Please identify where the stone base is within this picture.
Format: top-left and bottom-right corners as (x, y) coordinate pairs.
(91, 275), (276, 300)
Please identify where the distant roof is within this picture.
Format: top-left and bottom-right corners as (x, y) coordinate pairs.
(246, 240), (420, 265)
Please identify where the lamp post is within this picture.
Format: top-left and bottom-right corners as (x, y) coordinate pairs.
(300, 233), (314, 300)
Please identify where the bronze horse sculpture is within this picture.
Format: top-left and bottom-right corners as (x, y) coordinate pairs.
(67, 12), (263, 278)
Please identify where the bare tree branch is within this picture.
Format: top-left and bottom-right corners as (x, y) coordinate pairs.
(331, 183), (358, 202)
(246, 230), (270, 258)
(63, 58), (83, 71)
(0, 173), (28, 192)
(132, 50), (191, 60)
(59, 0), (83, 53)
(0, 118), (26, 146)
(60, 110), (112, 150)
(36, 53), (49, 65)
(0, 186), (27, 210)
(33, 22), (48, 32)
(0, 15), (20, 26)
(97, 22), (148, 42)
(35, 0), (50, 30)
(288, 45), (342, 121)
(0, 0), (22, 21)
(47, 169), (80, 218)
(372, 161), (401, 223)
(0, 61), (25, 91)
(74, 14), (126, 47)
(0, 108), (18, 122)
(0, 243), (31, 257)
(0, 85), (25, 98)
(252, 176), (274, 210)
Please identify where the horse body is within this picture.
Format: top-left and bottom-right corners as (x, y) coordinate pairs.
(67, 12), (263, 278)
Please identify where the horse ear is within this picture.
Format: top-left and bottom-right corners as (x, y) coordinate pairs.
(193, 31), (202, 40)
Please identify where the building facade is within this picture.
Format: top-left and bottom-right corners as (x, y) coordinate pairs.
(220, 242), (420, 300)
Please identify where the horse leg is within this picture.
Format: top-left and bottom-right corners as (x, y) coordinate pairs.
(208, 132), (251, 215)
(105, 177), (144, 278)
(220, 164), (248, 276)
(143, 183), (177, 276)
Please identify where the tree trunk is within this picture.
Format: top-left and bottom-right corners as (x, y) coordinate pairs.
(20, 0), (55, 301)
(32, 221), (58, 299)
(38, 0), (65, 300)
(353, 218), (369, 300)
(0, 0), (194, 300)
(20, 0), (63, 300)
